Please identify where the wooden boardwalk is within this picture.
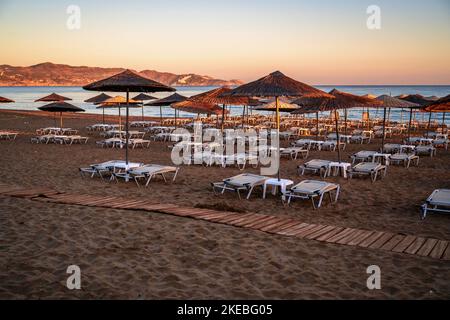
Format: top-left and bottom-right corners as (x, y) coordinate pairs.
(1, 184), (449, 261)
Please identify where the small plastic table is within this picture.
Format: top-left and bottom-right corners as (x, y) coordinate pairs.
(327, 162), (352, 178)
(263, 178), (294, 200)
(372, 153), (391, 165)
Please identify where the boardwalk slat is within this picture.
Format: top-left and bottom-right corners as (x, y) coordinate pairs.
(325, 228), (355, 243)
(358, 231), (385, 248)
(429, 240), (448, 259)
(336, 229), (368, 245)
(380, 235), (405, 251)
(276, 223), (311, 236)
(404, 237), (427, 255)
(250, 216), (283, 230)
(296, 225), (327, 239)
(260, 218), (294, 232)
(290, 224), (319, 237)
(223, 213), (261, 225)
(391, 235), (417, 253)
(264, 219), (300, 233)
(315, 227), (344, 242)
(305, 225), (336, 240)
(369, 233), (395, 249)
(241, 215), (276, 228)
(442, 245), (450, 260)
(416, 238), (438, 257)
(214, 213), (248, 223)
(347, 231), (374, 246)
(271, 221), (305, 234)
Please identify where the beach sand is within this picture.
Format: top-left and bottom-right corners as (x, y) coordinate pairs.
(0, 110), (449, 299)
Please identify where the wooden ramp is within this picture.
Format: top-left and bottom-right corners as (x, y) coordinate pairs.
(1, 184), (449, 261)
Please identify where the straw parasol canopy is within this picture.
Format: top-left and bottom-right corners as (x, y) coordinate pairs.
(0, 96), (14, 103)
(397, 94), (431, 106)
(171, 100), (225, 115)
(132, 93), (157, 101)
(35, 93), (72, 102)
(145, 93), (187, 106)
(84, 93), (112, 104)
(38, 102), (84, 128)
(100, 95), (140, 105)
(422, 94), (450, 112)
(254, 99), (299, 112)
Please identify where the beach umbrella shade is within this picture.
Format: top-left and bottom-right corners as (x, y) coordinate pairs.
(182, 86), (252, 131)
(423, 94), (450, 132)
(83, 69), (175, 166)
(398, 94), (432, 140)
(132, 93), (157, 121)
(35, 93), (72, 102)
(294, 89), (382, 162)
(38, 102), (84, 128)
(146, 93), (188, 126)
(224, 71), (332, 180)
(374, 95), (419, 151)
(171, 100), (227, 116)
(0, 96), (15, 103)
(97, 96), (140, 130)
(84, 93), (112, 123)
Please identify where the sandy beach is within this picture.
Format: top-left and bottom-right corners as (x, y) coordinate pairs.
(0, 110), (449, 299)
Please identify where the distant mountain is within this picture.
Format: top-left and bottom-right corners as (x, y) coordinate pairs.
(0, 62), (243, 87)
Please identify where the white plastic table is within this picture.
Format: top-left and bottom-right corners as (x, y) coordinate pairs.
(372, 153), (391, 165)
(263, 178), (294, 200)
(327, 162), (352, 178)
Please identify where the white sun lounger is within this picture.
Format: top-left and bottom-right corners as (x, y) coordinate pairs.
(212, 173), (269, 199)
(321, 140), (346, 151)
(351, 151), (377, 164)
(284, 180), (340, 209)
(298, 159), (331, 178)
(114, 164), (180, 187)
(421, 189), (450, 219)
(0, 131), (18, 140)
(382, 143), (401, 154)
(415, 145), (436, 157)
(280, 147), (309, 160)
(347, 162), (387, 182)
(389, 153), (419, 168)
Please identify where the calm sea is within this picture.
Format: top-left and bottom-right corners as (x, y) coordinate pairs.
(0, 86), (448, 124)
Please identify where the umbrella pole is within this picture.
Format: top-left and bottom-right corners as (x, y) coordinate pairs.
(242, 105), (246, 129)
(387, 108), (391, 126)
(427, 112), (432, 137)
(174, 109), (177, 128)
(334, 110), (341, 163)
(119, 107), (122, 133)
(60, 112), (63, 128)
(316, 112), (319, 141)
(221, 104), (225, 133)
(381, 107), (387, 153)
(160, 106), (163, 124)
(367, 109), (370, 130)
(142, 104), (144, 121)
(102, 108), (105, 124)
(344, 109), (348, 135)
(276, 96), (280, 181)
(443, 112), (446, 132)
(125, 90), (129, 166)
(407, 108), (413, 142)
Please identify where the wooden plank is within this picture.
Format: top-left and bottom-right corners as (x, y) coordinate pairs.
(429, 240), (448, 259)
(84, 196), (119, 206)
(336, 229), (368, 245)
(358, 231), (385, 248)
(241, 215), (276, 228)
(264, 219), (300, 233)
(404, 237), (427, 255)
(195, 212), (229, 221)
(416, 238), (438, 257)
(380, 235), (405, 251)
(391, 235), (417, 253)
(315, 227), (344, 242)
(305, 225), (336, 240)
(368, 233), (395, 249)
(275, 223), (311, 236)
(325, 228), (356, 243)
(290, 224), (320, 237)
(250, 216), (283, 230)
(347, 231), (374, 246)
(295, 225), (327, 239)
(144, 204), (179, 211)
(229, 214), (270, 226)
(442, 245), (450, 261)
(214, 213), (248, 223)
(259, 218), (293, 232)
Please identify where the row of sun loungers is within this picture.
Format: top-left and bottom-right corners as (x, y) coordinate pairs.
(79, 160), (179, 188)
(0, 131), (18, 140)
(211, 173), (340, 208)
(96, 138), (151, 149)
(31, 135), (89, 145)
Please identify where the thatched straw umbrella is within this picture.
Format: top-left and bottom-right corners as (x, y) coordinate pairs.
(180, 87), (251, 131)
(294, 89), (382, 162)
(398, 94), (431, 140)
(171, 100), (226, 118)
(38, 102), (84, 128)
(83, 69), (175, 166)
(145, 93), (188, 126)
(0, 96), (15, 103)
(35, 93), (72, 102)
(374, 95), (419, 151)
(224, 71), (331, 180)
(96, 96), (140, 130)
(422, 94), (450, 133)
(84, 93), (112, 124)
(132, 93), (157, 121)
